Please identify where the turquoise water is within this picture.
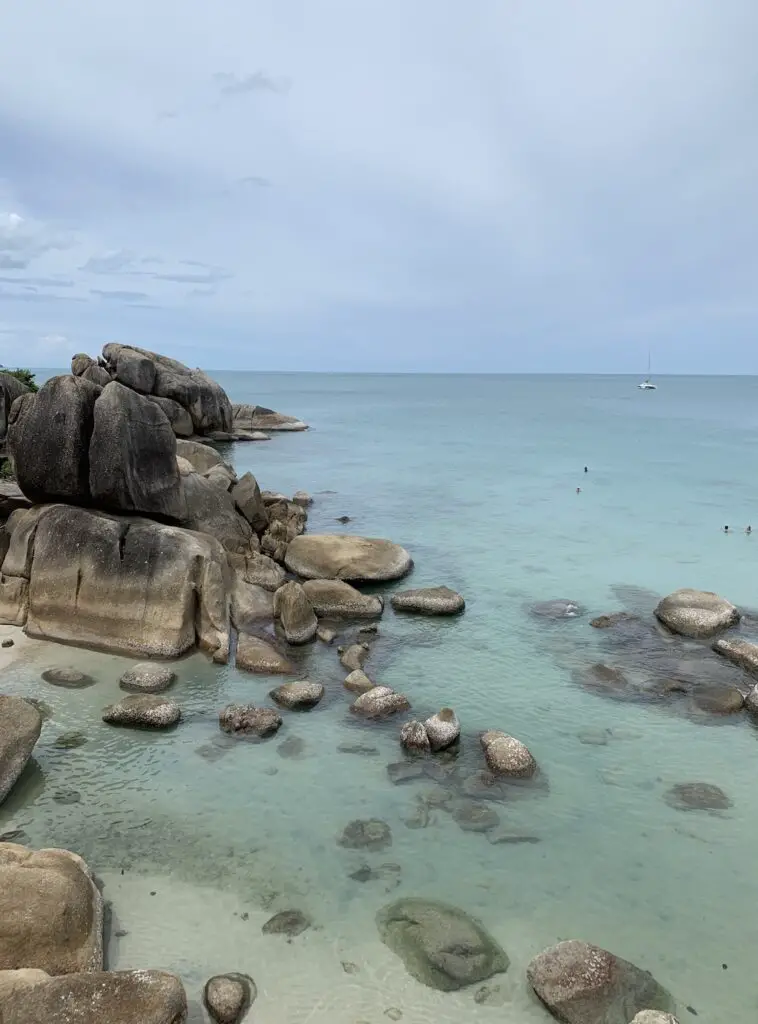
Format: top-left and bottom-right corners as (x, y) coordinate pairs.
(5, 372), (758, 1022)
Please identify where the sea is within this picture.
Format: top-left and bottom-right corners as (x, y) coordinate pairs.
(3, 371), (758, 1023)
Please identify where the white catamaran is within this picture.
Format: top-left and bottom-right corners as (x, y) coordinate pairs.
(638, 351), (656, 390)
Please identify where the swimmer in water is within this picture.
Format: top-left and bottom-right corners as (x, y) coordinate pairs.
(724, 525), (730, 533)
(747, 525), (752, 535)
(584, 466), (588, 473)
(576, 487), (581, 494)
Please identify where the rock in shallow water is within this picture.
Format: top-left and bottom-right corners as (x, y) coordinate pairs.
(269, 681), (324, 710)
(344, 669), (375, 695)
(664, 782), (732, 812)
(203, 972), (256, 1024)
(273, 581), (317, 645)
(630, 1014), (680, 1024)
(424, 708), (460, 751)
(302, 578), (383, 619)
(391, 586), (465, 616)
(262, 909), (311, 937)
(654, 588), (740, 639)
(480, 730), (537, 778)
(41, 668), (95, 689)
(530, 599), (584, 620)
(235, 634), (293, 674)
(712, 636), (758, 676)
(338, 818), (392, 850)
(102, 695), (181, 729)
(351, 686), (411, 720)
(219, 705), (282, 737)
(376, 898), (508, 992)
(690, 685), (744, 715)
(285, 534), (413, 583)
(119, 663), (176, 693)
(339, 643), (370, 672)
(0, 696), (42, 805)
(400, 720), (431, 753)
(526, 940), (674, 1024)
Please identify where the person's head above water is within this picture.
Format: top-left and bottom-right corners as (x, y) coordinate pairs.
(724, 525), (730, 532)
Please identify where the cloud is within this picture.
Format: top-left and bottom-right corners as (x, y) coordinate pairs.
(212, 70), (288, 97)
(80, 250), (143, 274)
(0, 274), (74, 288)
(238, 175), (270, 187)
(0, 210), (72, 270)
(91, 288), (151, 302)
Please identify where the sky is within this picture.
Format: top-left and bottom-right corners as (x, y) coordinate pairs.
(0, 0), (756, 373)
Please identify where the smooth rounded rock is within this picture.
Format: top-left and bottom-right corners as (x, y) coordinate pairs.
(451, 800), (500, 832)
(746, 685), (758, 714)
(337, 818), (392, 851)
(285, 534), (413, 583)
(344, 670), (375, 695)
(400, 721), (431, 753)
(351, 686), (411, 720)
(203, 972), (256, 1024)
(273, 581), (317, 645)
(119, 663), (176, 694)
(269, 681), (324, 710)
(712, 637), (758, 676)
(654, 588), (739, 639)
(481, 730), (537, 778)
(102, 695), (181, 729)
(235, 635), (293, 674)
(664, 782), (732, 812)
(0, 696), (42, 805)
(530, 599), (584, 620)
(219, 705), (282, 737)
(391, 586), (465, 616)
(302, 579), (383, 619)
(339, 643), (370, 672)
(691, 685), (744, 715)
(292, 491), (313, 507)
(41, 668), (95, 690)
(262, 910), (311, 936)
(423, 708), (460, 751)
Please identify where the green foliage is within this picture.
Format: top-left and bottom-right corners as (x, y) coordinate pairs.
(3, 368), (38, 392)
(0, 458), (15, 480)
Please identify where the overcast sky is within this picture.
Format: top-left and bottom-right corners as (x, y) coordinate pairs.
(0, 0), (756, 372)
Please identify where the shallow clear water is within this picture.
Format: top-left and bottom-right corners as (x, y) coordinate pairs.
(5, 373), (758, 1022)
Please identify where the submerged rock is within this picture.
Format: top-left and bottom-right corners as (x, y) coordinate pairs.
(269, 681), (325, 710)
(480, 730), (537, 778)
(41, 667), (95, 689)
(317, 625), (337, 644)
(285, 534), (413, 583)
(52, 731), (88, 750)
(203, 972), (256, 1024)
(219, 704), (282, 737)
(339, 643), (370, 672)
(302, 579), (383, 619)
(451, 800), (500, 833)
(102, 695), (181, 729)
(376, 898), (508, 992)
(664, 782), (732, 812)
(654, 588), (739, 639)
(400, 721), (431, 753)
(690, 685), (744, 715)
(530, 599), (584, 620)
(630, 1014), (679, 1024)
(589, 612), (639, 629)
(387, 761), (426, 785)
(262, 910), (311, 936)
(273, 581), (317, 645)
(423, 708), (460, 751)
(344, 669), (375, 694)
(712, 637), (758, 677)
(235, 634), (293, 674)
(119, 663), (176, 694)
(526, 940), (674, 1024)
(337, 818), (392, 851)
(391, 586), (465, 616)
(351, 686), (411, 720)
(0, 696), (42, 805)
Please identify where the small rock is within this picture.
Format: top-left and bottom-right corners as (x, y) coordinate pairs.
(269, 681), (325, 710)
(630, 1015), (680, 1024)
(119, 663), (176, 694)
(387, 761), (426, 785)
(52, 788), (81, 804)
(480, 730), (537, 778)
(358, 623), (380, 636)
(530, 599), (584, 620)
(451, 800), (500, 832)
(713, 637), (758, 676)
(391, 586), (465, 616)
(578, 728), (610, 746)
(219, 704), (282, 737)
(664, 782), (732, 812)
(589, 612), (638, 629)
(746, 685), (758, 714)
(102, 694), (181, 729)
(52, 731), (88, 750)
(474, 984), (507, 1006)
(691, 685), (744, 715)
(339, 643), (370, 672)
(423, 708), (460, 751)
(292, 490), (313, 507)
(277, 735), (306, 759)
(1, 638), (14, 648)
(316, 626), (337, 644)
(236, 634), (294, 674)
(338, 743), (380, 756)
(262, 909), (311, 937)
(203, 972), (256, 1024)
(351, 686), (411, 720)
(337, 818), (392, 851)
(336, 515), (351, 524)
(487, 830), (541, 845)
(385, 1009), (403, 1021)
(41, 667), (95, 689)
(400, 720), (431, 753)
(344, 670), (375, 695)
(342, 961), (359, 974)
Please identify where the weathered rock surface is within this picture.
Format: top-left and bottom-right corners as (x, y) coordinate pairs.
(203, 972), (256, 1024)
(0, 697), (42, 805)
(41, 667), (95, 689)
(664, 782), (732, 812)
(0, 372), (30, 442)
(0, 969), (188, 1024)
(424, 708), (460, 751)
(400, 720), (431, 752)
(175, 439), (225, 474)
(82, 364), (112, 387)
(526, 940), (674, 1024)
(219, 704), (282, 737)
(451, 800), (500, 832)
(376, 898), (508, 992)
(229, 551), (285, 592)
(260, 500), (307, 562)
(235, 634), (293, 674)
(285, 534), (412, 583)
(102, 694), (181, 728)
(262, 910), (311, 936)
(481, 730), (537, 778)
(691, 685), (744, 714)
(24, 505), (229, 658)
(119, 663), (176, 693)
(530, 599), (584, 619)
(630, 1014), (679, 1024)
(270, 681), (325, 710)
(146, 395), (194, 437)
(182, 472), (253, 552)
(344, 669), (375, 695)
(351, 686), (411, 719)
(71, 353), (95, 377)
(0, 844), (103, 973)
(654, 589), (740, 639)
(292, 490), (312, 506)
(391, 587), (465, 616)
(712, 637), (758, 677)
(746, 685), (758, 714)
(339, 643), (370, 671)
(232, 402), (308, 432)
(338, 819), (392, 850)
(273, 581), (318, 644)
(302, 578), (384, 619)
(231, 472), (269, 533)
(89, 382), (186, 520)
(230, 574), (274, 631)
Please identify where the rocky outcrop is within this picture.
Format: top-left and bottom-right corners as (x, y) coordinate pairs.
(526, 940), (674, 1024)
(712, 637), (758, 676)
(654, 589), (740, 639)
(0, 844), (103, 973)
(146, 395), (193, 437)
(0, 372), (30, 443)
(13, 505), (229, 659)
(231, 472), (269, 533)
(0, 697), (42, 805)
(182, 473), (253, 553)
(0, 969), (187, 1024)
(269, 681), (325, 710)
(219, 704), (282, 737)
(481, 730), (537, 778)
(119, 663), (176, 693)
(273, 582), (317, 644)
(102, 694), (181, 728)
(376, 898), (508, 992)
(231, 402), (307, 432)
(350, 686), (410, 719)
(260, 500), (307, 563)
(229, 551), (285, 592)
(285, 534), (412, 582)
(235, 634), (293, 674)
(391, 587), (465, 616)
(102, 343), (233, 434)
(204, 972), (256, 1024)
(230, 575), (274, 631)
(302, 579), (383, 619)
(175, 439), (225, 475)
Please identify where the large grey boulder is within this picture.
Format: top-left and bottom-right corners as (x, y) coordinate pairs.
(376, 898), (508, 991)
(285, 534), (412, 582)
(654, 589), (740, 639)
(391, 586), (465, 616)
(481, 730), (537, 778)
(0, 697), (42, 805)
(526, 940), (674, 1024)
(273, 581), (317, 644)
(71, 353), (95, 377)
(301, 579), (383, 619)
(82, 364), (111, 387)
(102, 343), (232, 434)
(232, 402), (307, 432)
(112, 346), (156, 393)
(0, 969), (188, 1024)
(0, 844), (103, 973)
(146, 395), (194, 437)
(231, 472), (269, 533)
(182, 473), (253, 553)
(175, 439), (225, 474)
(230, 574), (274, 631)
(25, 505), (229, 658)
(9, 375), (100, 505)
(0, 372), (30, 442)
(89, 382), (186, 521)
